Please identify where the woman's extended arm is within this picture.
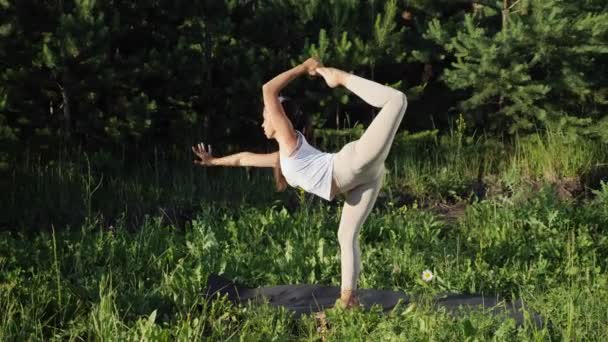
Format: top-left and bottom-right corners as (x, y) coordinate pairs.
(210, 152), (278, 167)
(192, 143), (278, 168)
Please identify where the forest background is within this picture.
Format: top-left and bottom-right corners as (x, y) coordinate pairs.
(2, 0), (607, 231)
(1, 0), (606, 163)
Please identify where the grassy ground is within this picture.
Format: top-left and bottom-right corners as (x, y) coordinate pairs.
(1, 129), (608, 340)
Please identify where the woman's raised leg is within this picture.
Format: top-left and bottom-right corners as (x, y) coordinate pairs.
(343, 74), (408, 172)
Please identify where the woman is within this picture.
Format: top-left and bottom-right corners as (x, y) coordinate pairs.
(192, 57), (408, 309)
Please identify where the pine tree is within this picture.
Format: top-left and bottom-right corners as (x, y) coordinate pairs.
(426, 0), (608, 135)
(300, 0), (407, 130)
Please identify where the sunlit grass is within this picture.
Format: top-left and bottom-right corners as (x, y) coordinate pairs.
(2, 129), (608, 340)
(1, 181), (608, 339)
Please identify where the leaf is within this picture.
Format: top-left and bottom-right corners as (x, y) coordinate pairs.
(462, 319), (476, 337)
(340, 94), (349, 104)
(42, 43), (56, 68)
(147, 309), (157, 326)
(285, 239), (293, 263)
(406, 84), (427, 101)
(0, 22), (12, 36)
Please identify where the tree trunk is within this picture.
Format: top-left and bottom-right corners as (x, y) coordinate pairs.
(502, 0), (509, 30)
(60, 76), (71, 139)
(335, 103), (340, 129)
(57, 0), (71, 140)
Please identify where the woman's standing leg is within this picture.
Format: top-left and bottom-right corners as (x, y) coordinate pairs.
(337, 167), (385, 306)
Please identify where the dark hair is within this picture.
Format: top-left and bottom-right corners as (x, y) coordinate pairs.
(273, 95), (314, 192)
(279, 96), (313, 141)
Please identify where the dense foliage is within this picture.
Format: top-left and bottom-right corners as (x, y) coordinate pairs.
(1, 0), (606, 165)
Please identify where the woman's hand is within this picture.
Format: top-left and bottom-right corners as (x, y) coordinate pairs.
(263, 57), (321, 95)
(192, 142), (214, 166)
(302, 57), (322, 76)
(316, 67), (349, 88)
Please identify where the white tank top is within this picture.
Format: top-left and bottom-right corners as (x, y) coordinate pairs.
(279, 131), (335, 201)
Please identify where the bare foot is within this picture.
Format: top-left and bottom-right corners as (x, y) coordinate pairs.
(316, 67), (349, 88)
(337, 292), (363, 310)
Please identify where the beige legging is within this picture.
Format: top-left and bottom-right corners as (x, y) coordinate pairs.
(332, 73), (408, 292)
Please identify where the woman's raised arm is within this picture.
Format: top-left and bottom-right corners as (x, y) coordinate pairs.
(262, 57), (320, 95)
(261, 58), (321, 149)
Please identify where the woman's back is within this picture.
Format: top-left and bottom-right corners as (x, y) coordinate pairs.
(279, 131), (335, 201)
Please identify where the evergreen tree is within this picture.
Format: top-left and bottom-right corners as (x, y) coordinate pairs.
(299, 0), (408, 131)
(1, 0), (604, 161)
(426, 0), (608, 135)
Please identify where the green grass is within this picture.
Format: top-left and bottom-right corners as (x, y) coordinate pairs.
(1, 184), (607, 340)
(1, 129), (608, 340)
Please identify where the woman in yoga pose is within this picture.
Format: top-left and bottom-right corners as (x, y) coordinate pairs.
(192, 57), (408, 309)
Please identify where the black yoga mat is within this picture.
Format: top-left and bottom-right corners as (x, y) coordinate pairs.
(204, 274), (543, 326)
